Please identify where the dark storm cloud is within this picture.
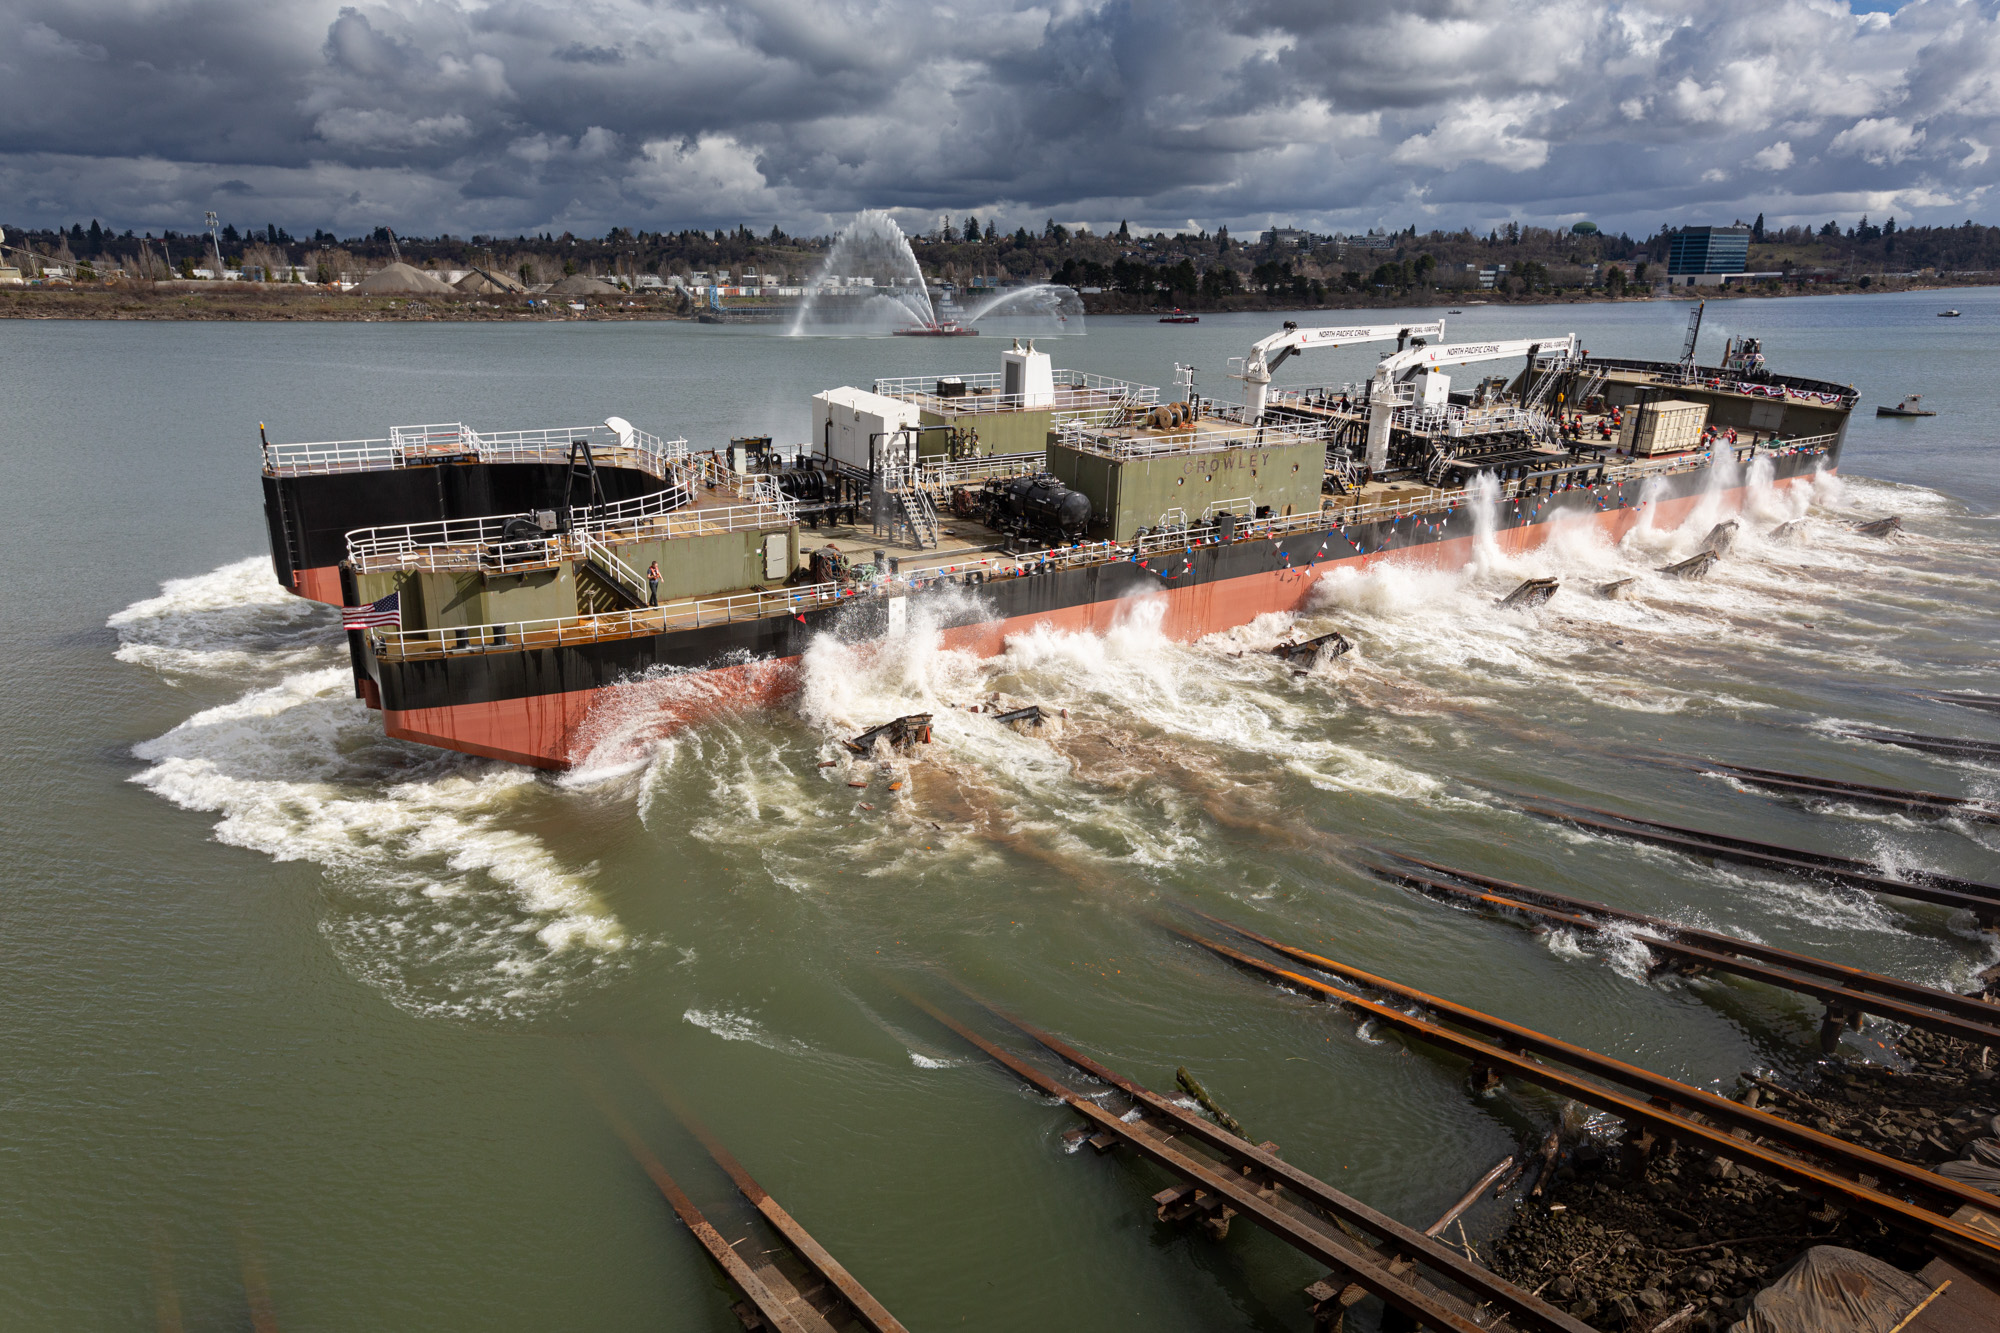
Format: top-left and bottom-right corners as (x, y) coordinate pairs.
(0, 0), (1994, 237)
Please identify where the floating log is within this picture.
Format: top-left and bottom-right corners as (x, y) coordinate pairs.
(1658, 550), (1719, 580)
(1700, 519), (1739, 555)
(1855, 515), (1903, 537)
(1500, 576), (1560, 609)
(844, 713), (933, 755)
(1175, 1066), (1246, 1138)
(1768, 519), (1807, 542)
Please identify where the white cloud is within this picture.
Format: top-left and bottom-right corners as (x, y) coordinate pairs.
(1748, 140), (1794, 170)
(1829, 116), (1926, 165)
(1390, 97), (1552, 172)
(313, 110), (474, 151)
(1, 0), (1997, 236)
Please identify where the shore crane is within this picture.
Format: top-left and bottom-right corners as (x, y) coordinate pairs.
(1233, 320), (1447, 424)
(1362, 334), (1578, 469)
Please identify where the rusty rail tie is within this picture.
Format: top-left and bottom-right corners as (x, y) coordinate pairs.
(901, 982), (1592, 1333)
(1172, 912), (2000, 1269)
(1368, 852), (2000, 1053)
(1519, 798), (2000, 926)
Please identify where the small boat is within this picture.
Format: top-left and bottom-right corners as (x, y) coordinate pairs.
(894, 322), (978, 337)
(1448, 309), (1464, 314)
(1939, 309), (1961, 317)
(1875, 394), (1936, 418)
(1159, 309), (1199, 324)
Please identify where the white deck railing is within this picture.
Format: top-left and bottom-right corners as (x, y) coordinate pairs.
(264, 420), (687, 479)
(1055, 416), (1333, 459)
(372, 580), (850, 661)
(364, 431), (1841, 659)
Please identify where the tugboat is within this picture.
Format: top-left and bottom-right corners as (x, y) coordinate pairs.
(1158, 309), (1199, 324)
(1876, 394), (1936, 418)
(894, 321), (979, 336)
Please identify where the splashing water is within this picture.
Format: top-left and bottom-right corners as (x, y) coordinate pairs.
(789, 211), (936, 335)
(958, 282), (1087, 336)
(113, 558), (631, 1020)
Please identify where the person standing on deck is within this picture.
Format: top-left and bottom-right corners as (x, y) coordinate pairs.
(646, 561), (661, 606)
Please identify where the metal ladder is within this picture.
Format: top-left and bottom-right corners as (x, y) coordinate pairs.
(1424, 444), (1457, 487)
(1324, 450), (1359, 495)
(894, 487), (941, 550)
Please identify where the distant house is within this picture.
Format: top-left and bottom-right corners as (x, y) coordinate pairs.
(1262, 227), (1311, 248)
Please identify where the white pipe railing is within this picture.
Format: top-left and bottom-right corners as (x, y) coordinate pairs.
(365, 431), (1841, 659)
(1056, 416), (1333, 459)
(264, 420), (688, 479)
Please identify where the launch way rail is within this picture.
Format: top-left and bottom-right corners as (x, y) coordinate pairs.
(899, 983), (1592, 1333)
(601, 1093), (907, 1333)
(1657, 756), (2000, 825)
(1912, 690), (2000, 717)
(1841, 726), (2000, 763)
(1518, 797), (2000, 929)
(1171, 913), (2000, 1272)
(1366, 852), (2000, 1054)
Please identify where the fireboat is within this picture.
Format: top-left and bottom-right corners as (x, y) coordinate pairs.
(894, 321), (979, 337)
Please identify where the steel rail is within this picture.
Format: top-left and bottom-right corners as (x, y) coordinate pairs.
(1368, 855), (2000, 1051)
(900, 987), (1577, 1333)
(1914, 691), (2000, 717)
(632, 1070), (910, 1333)
(946, 983), (1590, 1333)
(1842, 727), (2000, 761)
(1657, 756), (2000, 824)
(594, 1097), (821, 1333)
(1520, 801), (2000, 925)
(1174, 918), (2000, 1258)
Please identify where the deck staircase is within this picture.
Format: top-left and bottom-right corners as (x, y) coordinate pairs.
(892, 486), (942, 550)
(576, 535), (649, 610)
(1324, 450), (1359, 495)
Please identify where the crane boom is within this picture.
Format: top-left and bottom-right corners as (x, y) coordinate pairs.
(1237, 320), (1446, 423)
(1363, 333), (1577, 470)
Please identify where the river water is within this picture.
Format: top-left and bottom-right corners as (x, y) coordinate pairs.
(2, 289), (1996, 1330)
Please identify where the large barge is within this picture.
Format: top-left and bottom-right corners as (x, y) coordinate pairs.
(261, 318), (1855, 768)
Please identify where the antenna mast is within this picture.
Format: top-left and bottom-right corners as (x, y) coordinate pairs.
(205, 211), (225, 277)
(1679, 299), (1706, 371)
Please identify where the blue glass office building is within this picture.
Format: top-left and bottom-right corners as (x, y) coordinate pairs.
(1667, 226), (1751, 276)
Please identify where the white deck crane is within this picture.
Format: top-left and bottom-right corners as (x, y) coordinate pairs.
(1233, 320), (1447, 424)
(1362, 333), (1577, 469)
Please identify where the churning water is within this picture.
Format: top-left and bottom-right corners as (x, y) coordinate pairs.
(3, 292), (1997, 1330)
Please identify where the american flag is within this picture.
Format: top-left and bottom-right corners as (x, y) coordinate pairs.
(341, 591), (401, 629)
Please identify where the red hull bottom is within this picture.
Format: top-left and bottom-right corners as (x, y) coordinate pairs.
(381, 479), (1805, 769)
(295, 565), (344, 606)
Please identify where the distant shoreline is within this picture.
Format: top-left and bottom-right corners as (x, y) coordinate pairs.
(0, 280), (1989, 322)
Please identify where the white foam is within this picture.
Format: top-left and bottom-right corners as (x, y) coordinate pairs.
(116, 561), (628, 1020)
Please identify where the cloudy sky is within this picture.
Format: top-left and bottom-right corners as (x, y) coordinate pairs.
(1, 0), (1993, 240)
